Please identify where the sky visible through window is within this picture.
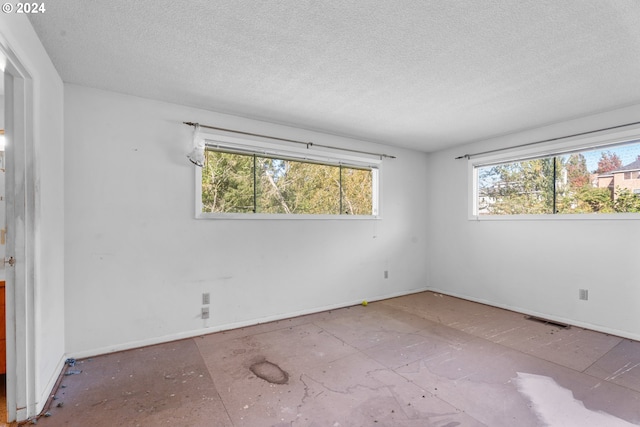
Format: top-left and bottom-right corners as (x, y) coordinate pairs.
(582, 140), (640, 172)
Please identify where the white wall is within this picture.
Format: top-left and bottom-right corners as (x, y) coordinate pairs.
(427, 104), (640, 341)
(0, 14), (65, 419)
(64, 84), (429, 356)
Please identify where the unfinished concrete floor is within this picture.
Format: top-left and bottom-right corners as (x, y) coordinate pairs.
(33, 292), (640, 426)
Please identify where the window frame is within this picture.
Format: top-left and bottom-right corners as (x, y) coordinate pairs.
(195, 129), (382, 220)
(468, 124), (640, 221)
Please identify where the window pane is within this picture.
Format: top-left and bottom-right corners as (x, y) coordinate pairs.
(555, 153), (594, 214)
(477, 158), (554, 215)
(202, 150), (255, 213)
(255, 157), (340, 214)
(341, 167), (372, 215)
(595, 142), (640, 213)
(559, 142), (640, 214)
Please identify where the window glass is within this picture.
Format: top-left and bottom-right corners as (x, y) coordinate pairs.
(341, 167), (373, 215)
(202, 149), (376, 216)
(477, 158), (555, 215)
(256, 157), (340, 214)
(202, 150), (254, 213)
(476, 141), (640, 215)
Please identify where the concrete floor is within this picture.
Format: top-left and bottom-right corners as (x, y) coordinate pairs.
(32, 292), (640, 426)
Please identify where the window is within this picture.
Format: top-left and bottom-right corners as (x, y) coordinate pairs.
(195, 132), (380, 218)
(473, 138), (640, 217)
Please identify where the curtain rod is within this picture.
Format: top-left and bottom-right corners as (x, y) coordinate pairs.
(183, 122), (396, 159)
(454, 120), (640, 160)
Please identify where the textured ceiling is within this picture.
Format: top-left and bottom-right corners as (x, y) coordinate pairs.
(29, 0), (640, 152)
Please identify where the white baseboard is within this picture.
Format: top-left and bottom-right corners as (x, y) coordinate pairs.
(67, 285), (432, 360)
(34, 354), (68, 418)
(426, 286), (640, 342)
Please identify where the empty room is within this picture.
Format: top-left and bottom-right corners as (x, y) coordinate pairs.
(1, 1), (640, 426)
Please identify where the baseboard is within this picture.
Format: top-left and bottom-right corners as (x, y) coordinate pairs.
(426, 286), (640, 342)
(67, 285), (432, 360)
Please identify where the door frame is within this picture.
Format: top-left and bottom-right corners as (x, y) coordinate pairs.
(1, 38), (36, 422)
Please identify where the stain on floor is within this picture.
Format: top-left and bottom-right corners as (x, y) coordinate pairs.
(249, 359), (289, 385)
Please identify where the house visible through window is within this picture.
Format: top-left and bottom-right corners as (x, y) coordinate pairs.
(201, 149), (377, 216)
(475, 140), (640, 215)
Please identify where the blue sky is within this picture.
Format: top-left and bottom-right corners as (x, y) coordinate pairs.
(580, 141), (640, 173)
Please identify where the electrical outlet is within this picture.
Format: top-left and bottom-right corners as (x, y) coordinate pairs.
(384, 270), (389, 279)
(202, 292), (210, 305)
(579, 289), (589, 301)
(201, 307), (210, 319)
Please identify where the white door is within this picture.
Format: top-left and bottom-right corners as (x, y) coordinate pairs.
(2, 45), (35, 423)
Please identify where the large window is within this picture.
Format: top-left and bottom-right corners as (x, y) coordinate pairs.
(194, 129), (381, 219)
(474, 139), (640, 217)
(201, 149), (374, 215)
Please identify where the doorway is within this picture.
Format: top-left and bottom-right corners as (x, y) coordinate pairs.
(1, 40), (35, 423)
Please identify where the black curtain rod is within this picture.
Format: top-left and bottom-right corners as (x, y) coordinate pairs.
(184, 122), (396, 159)
(455, 120), (640, 160)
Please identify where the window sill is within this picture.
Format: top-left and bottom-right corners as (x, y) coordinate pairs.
(469, 213), (640, 221)
(197, 213), (381, 220)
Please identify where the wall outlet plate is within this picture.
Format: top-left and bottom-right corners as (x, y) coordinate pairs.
(579, 289), (589, 301)
(202, 292), (210, 305)
(201, 307), (210, 319)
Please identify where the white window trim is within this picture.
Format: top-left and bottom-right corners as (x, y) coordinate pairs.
(468, 124), (640, 221)
(195, 128), (382, 220)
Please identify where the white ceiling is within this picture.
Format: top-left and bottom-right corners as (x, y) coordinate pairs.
(28, 0), (640, 152)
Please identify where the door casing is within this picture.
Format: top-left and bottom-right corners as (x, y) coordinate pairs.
(1, 37), (37, 422)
